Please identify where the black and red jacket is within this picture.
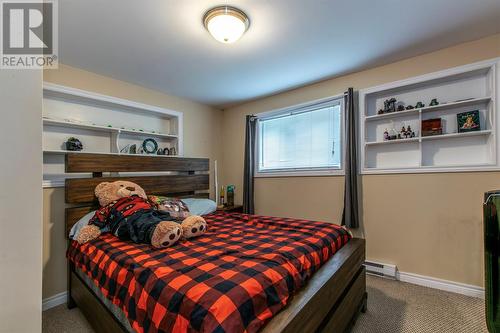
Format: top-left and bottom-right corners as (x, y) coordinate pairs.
(89, 195), (155, 233)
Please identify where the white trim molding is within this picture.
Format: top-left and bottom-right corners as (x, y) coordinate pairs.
(254, 95), (346, 177)
(42, 179), (65, 188)
(42, 291), (67, 311)
(397, 271), (485, 299)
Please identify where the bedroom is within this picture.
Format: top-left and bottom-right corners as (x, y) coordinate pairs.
(1, 0), (500, 332)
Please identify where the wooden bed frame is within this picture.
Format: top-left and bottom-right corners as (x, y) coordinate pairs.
(64, 153), (367, 333)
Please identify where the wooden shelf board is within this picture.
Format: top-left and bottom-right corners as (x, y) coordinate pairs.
(420, 162), (496, 169)
(421, 130), (492, 141)
(365, 108), (418, 121)
(366, 130), (491, 146)
(364, 96), (491, 121)
(365, 138), (419, 146)
(43, 150), (179, 158)
(421, 96), (491, 114)
(43, 118), (178, 139)
(362, 164), (500, 174)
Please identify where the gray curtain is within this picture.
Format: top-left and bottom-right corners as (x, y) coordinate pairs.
(243, 115), (257, 214)
(342, 88), (360, 228)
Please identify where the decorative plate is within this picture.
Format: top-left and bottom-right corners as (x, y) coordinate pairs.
(142, 138), (158, 154)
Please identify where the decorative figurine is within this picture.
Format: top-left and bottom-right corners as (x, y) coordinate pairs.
(120, 144), (130, 154)
(415, 102), (425, 108)
(65, 137), (83, 151)
(383, 129), (389, 141)
(406, 125), (416, 138)
(429, 98), (439, 106)
(405, 105), (414, 110)
(401, 126), (407, 138)
(383, 98), (397, 113)
(389, 128), (398, 140)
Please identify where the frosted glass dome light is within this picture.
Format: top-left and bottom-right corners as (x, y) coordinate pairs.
(203, 6), (250, 44)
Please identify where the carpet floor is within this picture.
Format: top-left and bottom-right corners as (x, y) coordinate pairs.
(43, 275), (488, 333)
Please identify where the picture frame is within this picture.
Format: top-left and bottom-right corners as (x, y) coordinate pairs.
(457, 110), (480, 133)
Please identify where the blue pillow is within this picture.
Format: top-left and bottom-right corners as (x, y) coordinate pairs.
(182, 198), (217, 216)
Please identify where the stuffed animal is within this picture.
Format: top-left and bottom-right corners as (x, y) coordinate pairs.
(75, 180), (207, 248)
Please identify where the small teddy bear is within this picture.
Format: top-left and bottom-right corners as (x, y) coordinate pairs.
(76, 180), (207, 248)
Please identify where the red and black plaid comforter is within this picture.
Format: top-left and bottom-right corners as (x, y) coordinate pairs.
(67, 212), (351, 333)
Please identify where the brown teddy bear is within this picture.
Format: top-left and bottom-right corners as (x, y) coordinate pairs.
(76, 180), (207, 248)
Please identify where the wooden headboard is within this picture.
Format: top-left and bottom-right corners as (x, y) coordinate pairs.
(64, 153), (210, 237)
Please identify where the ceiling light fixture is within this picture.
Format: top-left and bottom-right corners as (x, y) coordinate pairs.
(203, 6), (250, 44)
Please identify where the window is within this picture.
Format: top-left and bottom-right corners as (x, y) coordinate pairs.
(256, 98), (343, 176)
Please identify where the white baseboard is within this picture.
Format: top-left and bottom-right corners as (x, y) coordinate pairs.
(42, 291), (67, 311)
(397, 271), (485, 299)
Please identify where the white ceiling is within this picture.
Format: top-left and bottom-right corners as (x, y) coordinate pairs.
(59, 0), (500, 108)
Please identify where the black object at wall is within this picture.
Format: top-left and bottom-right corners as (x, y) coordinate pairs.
(342, 88), (360, 228)
(484, 190), (500, 333)
(243, 115), (257, 214)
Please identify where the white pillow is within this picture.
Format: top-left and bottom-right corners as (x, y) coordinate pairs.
(182, 198), (217, 216)
(69, 210), (96, 239)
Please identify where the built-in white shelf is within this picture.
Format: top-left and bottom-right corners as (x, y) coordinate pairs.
(365, 108), (419, 121)
(365, 96), (491, 122)
(365, 130), (492, 146)
(365, 138), (420, 146)
(421, 129), (492, 141)
(43, 118), (178, 139)
(43, 149), (177, 158)
(421, 96), (491, 114)
(43, 83), (185, 187)
(359, 58), (499, 174)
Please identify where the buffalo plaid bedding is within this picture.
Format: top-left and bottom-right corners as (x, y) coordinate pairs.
(67, 212), (351, 333)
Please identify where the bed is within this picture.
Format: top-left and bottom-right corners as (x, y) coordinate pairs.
(64, 153), (366, 333)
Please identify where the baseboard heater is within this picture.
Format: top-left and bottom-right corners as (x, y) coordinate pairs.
(364, 260), (397, 279)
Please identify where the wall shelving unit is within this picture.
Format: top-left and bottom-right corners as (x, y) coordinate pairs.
(359, 58), (499, 174)
(42, 83), (184, 187)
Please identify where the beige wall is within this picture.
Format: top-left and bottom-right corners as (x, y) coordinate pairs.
(222, 33), (500, 287)
(42, 65), (223, 299)
(0, 70), (43, 331)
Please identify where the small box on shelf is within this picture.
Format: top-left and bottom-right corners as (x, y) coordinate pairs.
(422, 118), (443, 137)
(217, 205), (243, 213)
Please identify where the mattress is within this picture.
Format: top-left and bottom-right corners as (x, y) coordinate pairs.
(68, 212), (351, 333)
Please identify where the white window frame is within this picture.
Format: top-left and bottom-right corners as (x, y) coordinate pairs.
(254, 95), (345, 178)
